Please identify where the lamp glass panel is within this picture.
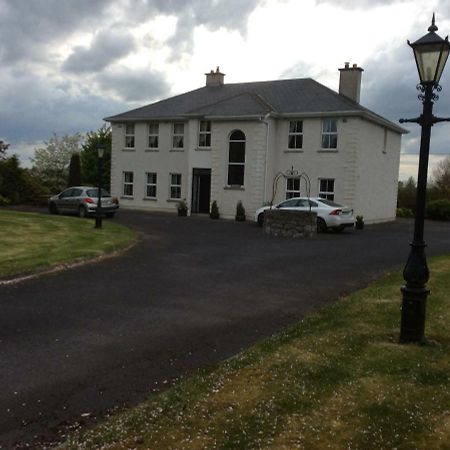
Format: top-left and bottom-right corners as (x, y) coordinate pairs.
(97, 147), (105, 158)
(414, 43), (445, 82)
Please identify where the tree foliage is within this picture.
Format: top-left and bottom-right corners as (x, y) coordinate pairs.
(80, 126), (112, 190)
(397, 176), (417, 212)
(432, 155), (450, 197)
(32, 133), (82, 193)
(68, 152), (82, 187)
(0, 140), (9, 159)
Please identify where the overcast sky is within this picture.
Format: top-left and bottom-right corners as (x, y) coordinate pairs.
(1, 0), (450, 180)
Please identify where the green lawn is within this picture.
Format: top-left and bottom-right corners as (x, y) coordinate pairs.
(61, 255), (450, 450)
(0, 210), (136, 279)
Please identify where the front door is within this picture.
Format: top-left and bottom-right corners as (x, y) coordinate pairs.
(191, 169), (211, 214)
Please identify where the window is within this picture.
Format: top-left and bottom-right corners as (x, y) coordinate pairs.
(145, 172), (157, 198)
(170, 173), (182, 199)
(172, 123), (184, 149)
(148, 123), (159, 148)
(286, 177), (301, 199)
(125, 123), (135, 148)
(321, 119), (337, 149)
(198, 120), (211, 147)
(319, 179), (335, 200)
(123, 171), (134, 196)
(288, 121), (303, 149)
(227, 130), (245, 186)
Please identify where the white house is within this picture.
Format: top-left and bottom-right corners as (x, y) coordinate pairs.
(105, 64), (407, 223)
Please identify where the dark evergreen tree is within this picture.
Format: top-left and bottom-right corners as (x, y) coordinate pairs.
(68, 152), (82, 187)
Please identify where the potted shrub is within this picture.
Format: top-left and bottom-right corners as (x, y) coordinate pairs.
(235, 200), (246, 222)
(177, 199), (188, 216)
(210, 200), (220, 219)
(355, 215), (364, 230)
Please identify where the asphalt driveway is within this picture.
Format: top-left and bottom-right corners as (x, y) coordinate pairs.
(1, 211), (449, 447)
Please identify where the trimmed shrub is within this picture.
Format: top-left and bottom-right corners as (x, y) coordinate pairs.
(426, 199), (450, 221)
(0, 195), (11, 206)
(210, 200), (220, 219)
(396, 207), (414, 218)
(235, 200), (246, 222)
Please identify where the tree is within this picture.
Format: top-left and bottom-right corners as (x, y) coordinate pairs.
(68, 152), (82, 187)
(80, 126), (112, 190)
(0, 140), (9, 159)
(32, 133), (82, 193)
(432, 154), (450, 197)
(397, 176), (417, 212)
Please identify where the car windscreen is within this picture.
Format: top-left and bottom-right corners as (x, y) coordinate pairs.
(318, 198), (341, 207)
(86, 188), (111, 197)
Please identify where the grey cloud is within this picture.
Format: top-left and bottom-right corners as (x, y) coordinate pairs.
(63, 30), (136, 73)
(98, 68), (170, 102)
(315, 0), (403, 8)
(0, 0), (111, 63)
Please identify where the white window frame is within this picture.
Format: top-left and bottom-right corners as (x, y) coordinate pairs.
(288, 121), (303, 149)
(125, 123), (135, 149)
(286, 177), (301, 199)
(198, 120), (211, 148)
(321, 118), (338, 149)
(148, 123), (159, 149)
(169, 173), (182, 199)
(123, 171), (134, 197)
(145, 172), (157, 198)
(318, 178), (335, 200)
(172, 123), (184, 149)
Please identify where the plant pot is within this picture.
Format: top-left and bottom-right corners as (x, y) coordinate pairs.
(178, 209), (187, 217)
(355, 221), (364, 230)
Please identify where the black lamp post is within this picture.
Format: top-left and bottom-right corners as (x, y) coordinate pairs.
(399, 14), (450, 343)
(95, 144), (105, 229)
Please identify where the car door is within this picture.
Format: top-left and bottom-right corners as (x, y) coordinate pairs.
(277, 198), (302, 211)
(57, 188), (74, 212)
(68, 188), (83, 213)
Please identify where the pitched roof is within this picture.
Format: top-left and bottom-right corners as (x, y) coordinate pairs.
(104, 77), (406, 133)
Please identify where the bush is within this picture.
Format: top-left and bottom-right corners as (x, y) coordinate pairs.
(235, 201), (246, 221)
(396, 207), (414, 218)
(210, 200), (220, 219)
(0, 195), (11, 206)
(426, 199), (450, 221)
(177, 199), (188, 216)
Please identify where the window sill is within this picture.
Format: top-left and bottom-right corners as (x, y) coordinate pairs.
(145, 149), (159, 152)
(122, 148), (135, 152)
(121, 196), (134, 199)
(143, 197), (157, 201)
(284, 149), (304, 153)
(196, 147), (211, 151)
(317, 149), (338, 153)
(224, 186), (245, 191)
(167, 198), (181, 203)
(170, 149), (185, 152)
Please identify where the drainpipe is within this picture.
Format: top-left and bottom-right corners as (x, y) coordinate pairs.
(260, 113), (270, 203)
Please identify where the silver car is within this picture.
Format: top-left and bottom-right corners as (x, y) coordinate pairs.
(48, 186), (119, 218)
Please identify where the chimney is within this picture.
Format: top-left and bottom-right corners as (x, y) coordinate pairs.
(338, 62), (364, 103)
(205, 66), (225, 86)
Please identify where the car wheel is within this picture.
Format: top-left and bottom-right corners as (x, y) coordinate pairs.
(317, 217), (327, 233)
(257, 213), (264, 227)
(78, 206), (87, 218)
(48, 202), (59, 215)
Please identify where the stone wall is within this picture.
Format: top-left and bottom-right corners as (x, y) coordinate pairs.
(263, 210), (317, 238)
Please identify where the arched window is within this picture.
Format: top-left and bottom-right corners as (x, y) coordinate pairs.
(227, 130), (246, 186)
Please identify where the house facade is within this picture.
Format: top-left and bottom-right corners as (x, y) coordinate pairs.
(105, 64), (406, 223)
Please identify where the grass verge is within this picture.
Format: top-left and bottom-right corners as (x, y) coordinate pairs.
(0, 210), (136, 279)
(61, 255), (450, 450)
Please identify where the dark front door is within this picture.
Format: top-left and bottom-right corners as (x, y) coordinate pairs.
(192, 168), (211, 214)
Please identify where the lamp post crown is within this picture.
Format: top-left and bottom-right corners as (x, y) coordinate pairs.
(428, 13), (438, 33)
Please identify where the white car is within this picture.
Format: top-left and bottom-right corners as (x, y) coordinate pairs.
(255, 197), (355, 232)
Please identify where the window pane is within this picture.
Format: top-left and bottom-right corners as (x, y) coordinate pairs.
(125, 136), (135, 147)
(199, 134), (211, 147)
(227, 165), (244, 185)
(146, 185), (156, 197)
(173, 123), (184, 134)
(321, 135), (329, 149)
(125, 124), (134, 134)
(148, 136), (158, 148)
(171, 186), (181, 199)
(124, 172), (133, 182)
(173, 136), (184, 148)
(149, 123), (158, 134)
(229, 142), (245, 162)
(289, 121), (302, 133)
(329, 135), (338, 148)
(230, 130), (245, 141)
(200, 121), (211, 132)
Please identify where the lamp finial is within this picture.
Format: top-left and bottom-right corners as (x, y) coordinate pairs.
(429, 13), (438, 32)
